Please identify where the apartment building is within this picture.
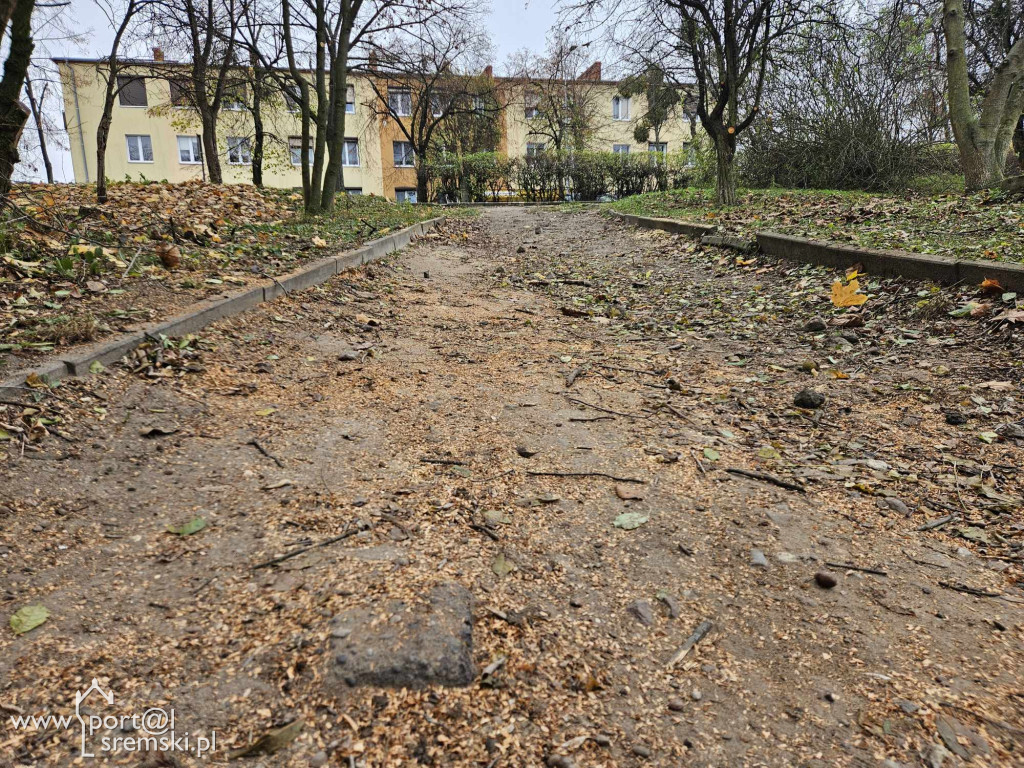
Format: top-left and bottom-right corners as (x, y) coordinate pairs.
(54, 56), (695, 201)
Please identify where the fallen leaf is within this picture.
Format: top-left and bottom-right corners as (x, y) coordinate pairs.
(492, 553), (516, 577)
(980, 278), (1003, 295)
(831, 279), (868, 307)
(614, 512), (648, 530)
(229, 719), (304, 758)
(10, 605), (50, 635)
(167, 516), (206, 536)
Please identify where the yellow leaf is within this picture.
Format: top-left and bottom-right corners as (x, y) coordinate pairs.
(831, 279), (868, 307)
(980, 278), (1003, 295)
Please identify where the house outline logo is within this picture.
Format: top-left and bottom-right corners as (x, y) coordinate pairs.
(74, 679), (114, 758)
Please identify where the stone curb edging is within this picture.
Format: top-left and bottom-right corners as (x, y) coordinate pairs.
(0, 217), (445, 392)
(612, 211), (1024, 293)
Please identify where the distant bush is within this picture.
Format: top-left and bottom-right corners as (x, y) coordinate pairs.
(422, 150), (691, 202)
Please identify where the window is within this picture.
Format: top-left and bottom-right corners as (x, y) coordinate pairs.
(393, 141), (415, 167)
(169, 79), (192, 108)
(345, 85), (356, 114)
(431, 93), (448, 117)
(227, 136), (251, 165)
(396, 189), (417, 203)
(284, 89), (300, 113)
(177, 135), (202, 164)
(342, 138), (359, 167)
(648, 142), (667, 156)
(126, 134), (153, 162)
(388, 87), (412, 116)
(289, 136), (312, 165)
(526, 142), (545, 157)
(472, 95), (487, 113)
(117, 76), (147, 107)
(524, 91), (540, 119)
(223, 85), (246, 111)
(613, 144), (630, 155)
(345, 188), (362, 196)
(612, 96), (630, 121)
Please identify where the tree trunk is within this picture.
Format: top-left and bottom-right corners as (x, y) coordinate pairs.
(24, 78), (51, 182)
(199, 107), (221, 183)
(0, 0), (33, 199)
(96, 111), (111, 202)
(416, 162), (429, 202)
(252, 73), (263, 186)
(714, 133), (737, 206)
(320, 44), (348, 212)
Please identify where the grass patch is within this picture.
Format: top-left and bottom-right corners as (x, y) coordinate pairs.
(608, 187), (1024, 265)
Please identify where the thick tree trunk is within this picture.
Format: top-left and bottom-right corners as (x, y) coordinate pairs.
(320, 45), (348, 212)
(714, 133), (737, 206)
(0, 0), (34, 199)
(416, 162), (429, 202)
(95, 111), (112, 202)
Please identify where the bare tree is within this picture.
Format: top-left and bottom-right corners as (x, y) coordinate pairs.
(365, 17), (497, 201)
(943, 0), (1024, 187)
(508, 36), (605, 152)
(568, 0), (827, 205)
(0, 0), (35, 197)
(23, 73), (52, 181)
(92, 0), (151, 202)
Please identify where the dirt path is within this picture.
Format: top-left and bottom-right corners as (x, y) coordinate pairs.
(2, 208), (1022, 767)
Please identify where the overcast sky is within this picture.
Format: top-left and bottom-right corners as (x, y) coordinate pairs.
(19, 0), (565, 182)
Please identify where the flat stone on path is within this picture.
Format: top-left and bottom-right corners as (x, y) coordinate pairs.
(326, 582), (475, 691)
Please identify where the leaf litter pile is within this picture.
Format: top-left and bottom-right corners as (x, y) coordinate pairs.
(1, 209), (1023, 767)
(610, 187), (1024, 265)
(0, 182), (439, 376)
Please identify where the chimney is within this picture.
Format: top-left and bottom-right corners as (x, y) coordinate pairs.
(581, 61), (602, 81)
(368, 51), (378, 71)
(483, 65), (493, 78)
(152, 47), (164, 62)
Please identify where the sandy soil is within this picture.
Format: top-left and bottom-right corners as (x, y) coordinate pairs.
(1, 208), (1022, 767)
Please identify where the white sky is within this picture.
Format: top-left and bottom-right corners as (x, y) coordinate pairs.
(19, 0), (566, 182)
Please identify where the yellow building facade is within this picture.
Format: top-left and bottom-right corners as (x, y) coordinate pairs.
(55, 58), (696, 201)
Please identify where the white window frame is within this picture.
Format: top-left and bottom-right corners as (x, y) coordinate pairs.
(613, 144), (630, 155)
(126, 134), (154, 163)
(227, 136), (252, 165)
(345, 84), (356, 114)
(648, 142), (668, 155)
(526, 142), (545, 157)
(388, 88), (412, 117)
(223, 88), (246, 112)
(177, 135), (202, 164)
(524, 91), (540, 119)
(612, 96), (631, 121)
(396, 189), (417, 203)
(343, 138), (359, 167)
(393, 140), (415, 167)
(289, 136), (313, 166)
(284, 89), (300, 113)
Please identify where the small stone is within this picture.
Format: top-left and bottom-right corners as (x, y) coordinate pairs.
(668, 697), (686, 712)
(569, 596), (583, 608)
(423, 271), (430, 279)
(593, 734), (611, 747)
(814, 571), (838, 589)
(632, 745), (651, 758)
(690, 688), (703, 701)
(516, 445), (539, 458)
(884, 498), (909, 515)
(997, 422), (1024, 439)
(310, 751), (328, 768)
(799, 359), (819, 372)
(627, 599), (655, 626)
(804, 317), (827, 332)
(823, 691), (836, 702)
(546, 755), (574, 768)
(255, 362), (275, 374)
(667, 377), (683, 391)
(535, 227), (541, 234)
(776, 551), (799, 564)
(944, 410), (968, 425)
(839, 330), (859, 344)
(750, 549), (768, 568)
(794, 389), (826, 409)
(339, 350), (359, 362)
(516, 245), (526, 254)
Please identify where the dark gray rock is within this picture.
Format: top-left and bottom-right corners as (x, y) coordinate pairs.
(750, 549), (768, 568)
(325, 583), (474, 690)
(627, 599), (655, 626)
(804, 317), (827, 332)
(944, 410), (968, 425)
(794, 389), (826, 409)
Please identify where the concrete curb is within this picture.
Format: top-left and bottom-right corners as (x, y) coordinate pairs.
(612, 211), (1024, 292)
(0, 217), (445, 392)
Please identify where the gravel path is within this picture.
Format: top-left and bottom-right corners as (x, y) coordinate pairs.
(2, 208), (1022, 767)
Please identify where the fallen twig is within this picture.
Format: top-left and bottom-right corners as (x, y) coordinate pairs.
(469, 523), (500, 541)
(253, 525), (365, 569)
(939, 580), (1002, 598)
(565, 396), (646, 419)
(526, 470), (645, 484)
(247, 439), (284, 468)
(725, 467), (805, 493)
(565, 366), (586, 387)
(667, 619), (713, 668)
(916, 515), (959, 531)
(568, 415), (614, 422)
(826, 561), (888, 576)
(420, 457), (467, 466)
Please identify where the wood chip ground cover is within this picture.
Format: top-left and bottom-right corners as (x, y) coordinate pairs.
(1, 209), (1022, 767)
(0, 183), (441, 376)
(609, 188), (1024, 265)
